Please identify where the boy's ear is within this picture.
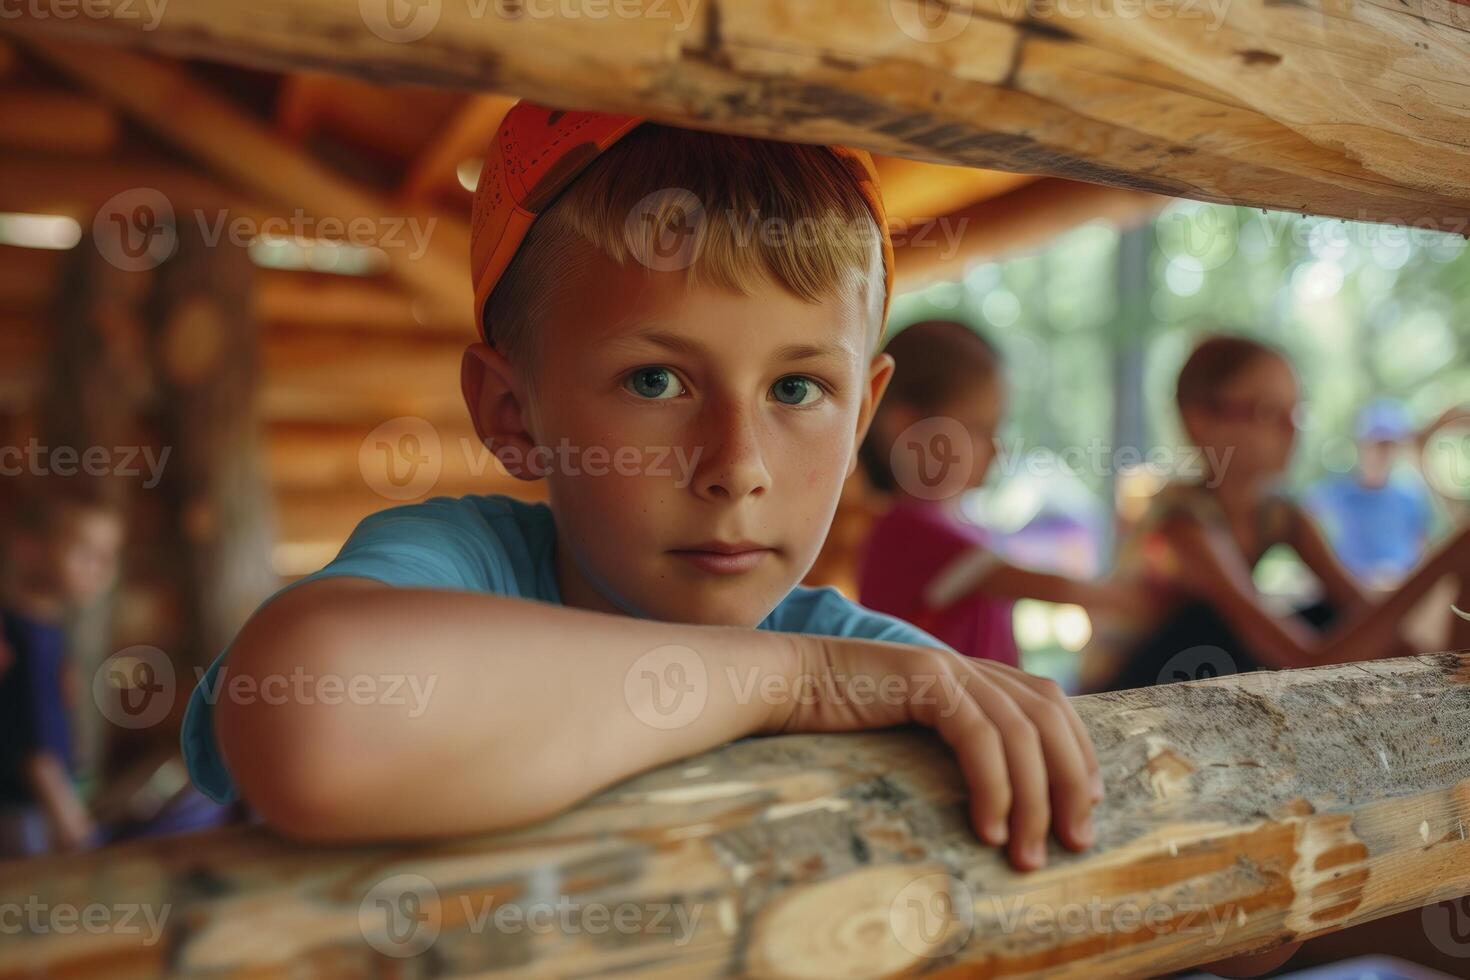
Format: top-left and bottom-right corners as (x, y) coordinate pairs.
(461, 342), (540, 481)
(848, 351), (896, 478)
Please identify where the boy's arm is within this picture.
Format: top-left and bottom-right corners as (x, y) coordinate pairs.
(216, 576), (1099, 871)
(924, 549), (1142, 613)
(24, 751), (95, 852)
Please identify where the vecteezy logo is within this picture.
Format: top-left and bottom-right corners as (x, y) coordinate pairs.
(359, 417), (442, 501)
(890, 871), (975, 959)
(360, 0), (442, 42)
(625, 645), (708, 730)
(93, 646), (175, 730)
(623, 189), (707, 272)
(891, 416), (973, 501)
(889, 0), (972, 42)
(1424, 896), (1470, 958)
(1155, 203), (1238, 272)
(1156, 645), (1236, 686)
(93, 189), (177, 272)
(1421, 420), (1470, 501)
(360, 873), (441, 958)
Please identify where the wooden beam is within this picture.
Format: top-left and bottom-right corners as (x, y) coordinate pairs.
(0, 245), (62, 311)
(0, 150), (275, 229)
(146, 216), (281, 668)
(266, 419), (508, 493)
(874, 156), (1033, 223)
(254, 271), (468, 335)
(1, 313), (474, 424)
(893, 177), (1171, 289)
(398, 92), (515, 203)
(17, 39), (474, 327)
(260, 330), (470, 424)
(0, 87), (118, 154)
(3, 1), (1467, 228)
(277, 71), (465, 160)
(2, 653), (1469, 976)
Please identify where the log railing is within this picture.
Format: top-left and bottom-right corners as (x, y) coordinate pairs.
(4, 652), (1470, 978)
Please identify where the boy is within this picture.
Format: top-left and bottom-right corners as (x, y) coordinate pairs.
(183, 104), (1100, 872)
(1, 477), (124, 857)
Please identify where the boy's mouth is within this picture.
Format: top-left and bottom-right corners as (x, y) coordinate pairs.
(669, 541), (775, 575)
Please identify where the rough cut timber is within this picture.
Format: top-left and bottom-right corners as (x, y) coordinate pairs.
(2, 0), (1468, 230)
(3, 652), (1470, 978)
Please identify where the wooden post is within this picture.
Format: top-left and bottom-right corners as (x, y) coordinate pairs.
(144, 220), (278, 669)
(30, 237), (155, 787)
(2, 652), (1469, 978)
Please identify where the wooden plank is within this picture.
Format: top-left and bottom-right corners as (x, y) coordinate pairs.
(3, 653), (1469, 977)
(3, 1), (1467, 228)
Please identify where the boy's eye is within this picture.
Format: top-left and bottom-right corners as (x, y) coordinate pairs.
(771, 375), (823, 406)
(625, 367), (686, 400)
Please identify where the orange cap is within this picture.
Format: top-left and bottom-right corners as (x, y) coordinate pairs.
(469, 101), (894, 343)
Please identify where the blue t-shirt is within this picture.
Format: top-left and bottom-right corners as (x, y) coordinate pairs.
(182, 494), (946, 803)
(0, 608), (74, 806)
(1306, 474), (1432, 583)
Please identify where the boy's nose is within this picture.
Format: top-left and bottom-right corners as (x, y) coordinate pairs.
(689, 401), (771, 501)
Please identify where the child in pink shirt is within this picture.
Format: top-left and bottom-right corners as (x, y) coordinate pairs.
(859, 320), (1139, 668)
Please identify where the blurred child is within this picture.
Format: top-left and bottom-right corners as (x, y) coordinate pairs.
(0, 477), (124, 858)
(1305, 399), (1434, 589)
(1084, 334), (1470, 692)
(858, 320), (1143, 668)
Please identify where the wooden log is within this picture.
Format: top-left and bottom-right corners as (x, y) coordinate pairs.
(30, 235), (154, 790)
(259, 330), (470, 424)
(4, 2), (1468, 228)
(253, 271), (467, 335)
(266, 419), (511, 492)
(3, 653), (1470, 978)
(17, 39), (475, 327)
(893, 177), (1170, 289)
(0, 88), (118, 154)
(0, 246), (63, 311)
(0, 314), (474, 425)
(0, 150), (282, 230)
(874, 157), (1033, 225)
(144, 218), (280, 668)
(397, 92), (516, 203)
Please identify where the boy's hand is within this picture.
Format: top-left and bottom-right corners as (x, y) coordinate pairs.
(767, 640), (1101, 871)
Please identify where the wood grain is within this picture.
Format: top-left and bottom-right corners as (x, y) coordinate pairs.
(3, 652), (1470, 977)
(2, 0), (1467, 228)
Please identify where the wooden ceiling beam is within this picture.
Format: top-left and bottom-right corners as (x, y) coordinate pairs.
(398, 92), (515, 203)
(875, 156), (1034, 224)
(17, 39), (475, 328)
(893, 177), (1171, 289)
(0, 87), (119, 154)
(2, 1), (1466, 228)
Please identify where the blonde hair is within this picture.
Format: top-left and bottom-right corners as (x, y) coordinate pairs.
(484, 124), (886, 368)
